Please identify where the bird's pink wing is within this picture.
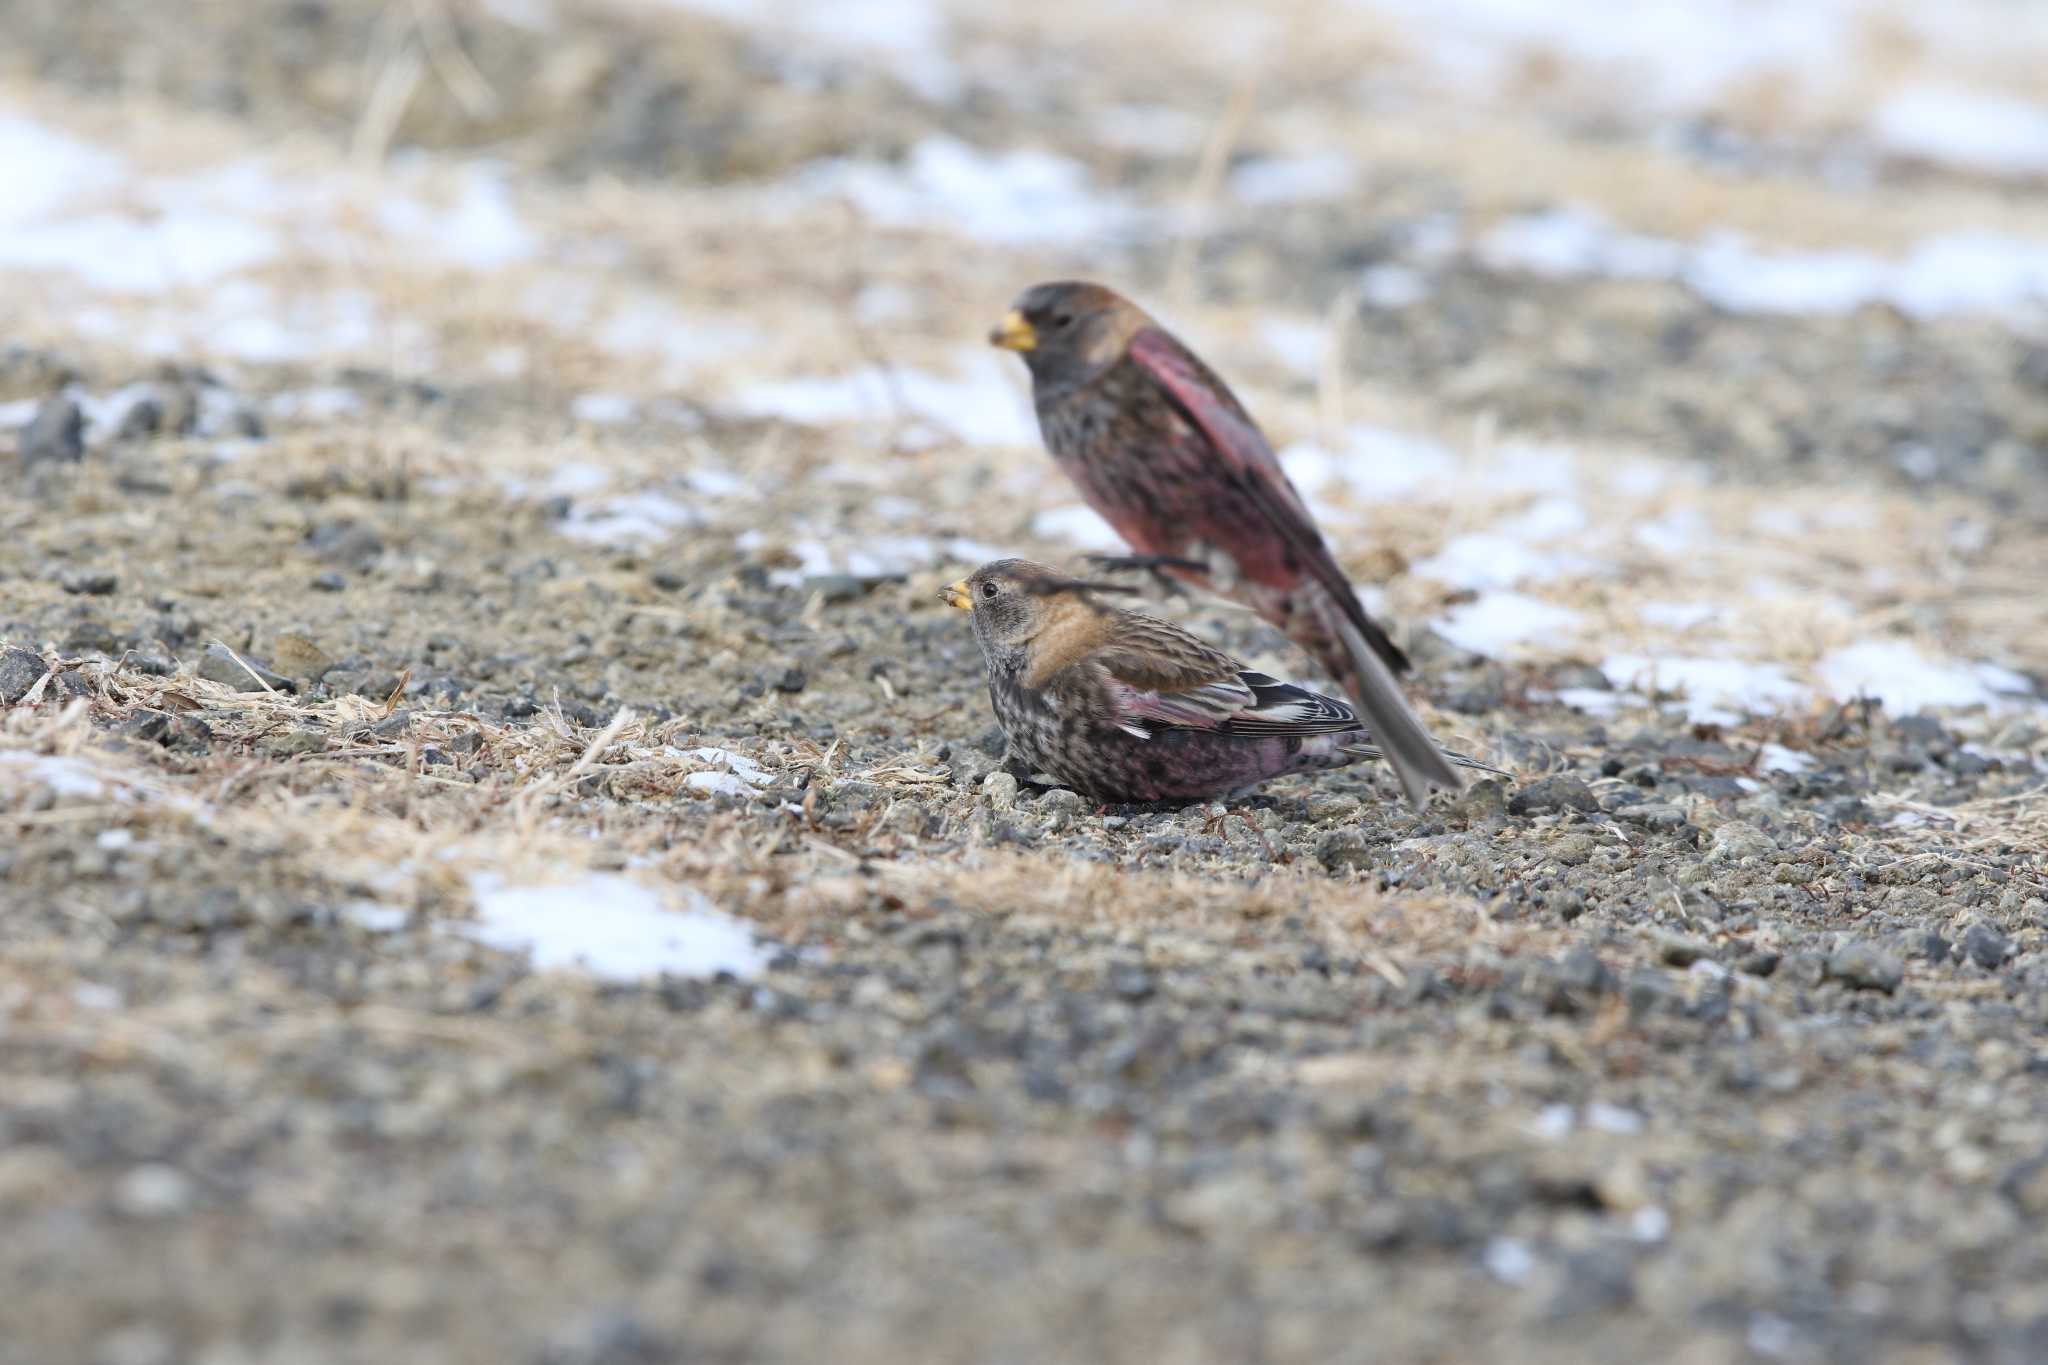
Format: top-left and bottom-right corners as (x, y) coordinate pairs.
(1105, 669), (1360, 739)
(1125, 325), (1409, 674)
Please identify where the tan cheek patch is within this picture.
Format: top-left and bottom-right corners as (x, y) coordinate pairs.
(1022, 604), (1109, 689)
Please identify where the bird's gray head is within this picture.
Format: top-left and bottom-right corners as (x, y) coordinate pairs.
(989, 281), (1147, 393)
(942, 558), (1136, 669)
(942, 558), (1052, 659)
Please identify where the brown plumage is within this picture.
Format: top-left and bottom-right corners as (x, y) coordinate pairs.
(990, 280), (1461, 807)
(944, 559), (1504, 805)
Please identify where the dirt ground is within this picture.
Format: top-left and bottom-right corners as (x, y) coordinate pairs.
(4, 2), (2048, 1362)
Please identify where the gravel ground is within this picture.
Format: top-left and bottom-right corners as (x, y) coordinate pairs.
(4, 3), (2048, 1363)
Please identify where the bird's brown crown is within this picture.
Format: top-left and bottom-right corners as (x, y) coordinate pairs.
(943, 558), (1137, 683)
(990, 281), (1151, 379)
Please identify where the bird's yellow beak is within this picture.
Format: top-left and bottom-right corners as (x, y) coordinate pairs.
(989, 310), (1036, 352)
(942, 579), (974, 610)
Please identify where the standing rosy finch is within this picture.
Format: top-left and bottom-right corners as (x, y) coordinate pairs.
(990, 280), (1460, 807)
(944, 559), (1502, 805)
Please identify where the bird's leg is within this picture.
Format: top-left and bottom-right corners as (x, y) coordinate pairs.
(1083, 553), (1206, 598)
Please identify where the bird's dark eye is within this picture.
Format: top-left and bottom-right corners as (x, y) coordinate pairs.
(1051, 312), (1073, 329)
(980, 582), (1000, 599)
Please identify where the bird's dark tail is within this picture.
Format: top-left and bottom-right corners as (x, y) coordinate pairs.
(1312, 592), (1463, 808)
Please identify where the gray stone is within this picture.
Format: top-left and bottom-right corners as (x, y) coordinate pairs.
(59, 568), (118, 596)
(114, 1164), (194, 1219)
(1316, 829), (1374, 873)
(1964, 924), (2011, 970)
(1828, 940), (1904, 993)
(1037, 788), (1087, 817)
(1707, 822), (1776, 863)
(980, 771), (1020, 812)
(197, 642), (295, 693)
(0, 646), (46, 702)
(1509, 775), (1598, 816)
(1616, 802), (1687, 831)
(18, 395), (83, 465)
(1655, 932), (1712, 967)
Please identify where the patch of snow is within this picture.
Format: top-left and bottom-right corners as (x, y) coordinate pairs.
(853, 282), (918, 324)
(558, 491), (700, 544)
(1686, 235), (1894, 314)
(1030, 504), (1123, 553)
(1482, 1237), (1536, 1287)
(1869, 85), (2048, 179)
(1356, 0), (1863, 118)
(341, 900), (411, 933)
(1228, 152), (1358, 205)
(1360, 263), (1430, 310)
(1553, 686), (1629, 715)
(571, 393), (638, 425)
(1499, 496), (1587, 542)
(1631, 1207), (1671, 1243)
(788, 137), (1138, 246)
(1279, 424), (1463, 508)
(1750, 506), (1806, 537)
(1815, 640), (2033, 713)
(1528, 1103), (1576, 1140)
(685, 466), (748, 498)
(480, 0), (554, 27)
(1585, 1102), (1644, 1135)
(1414, 534), (1583, 590)
(732, 350), (1035, 447)
(1257, 317), (1328, 379)
(167, 283), (382, 364)
(768, 534), (1000, 586)
(1097, 105), (1206, 155)
(378, 166), (535, 270)
(546, 461), (612, 496)
(0, 116), (124, 227)
(268, 386), (365, 422)
(0, 210), (277, 293)
(1434, 591), (1584, 655)
(1479, 205), (2048, 322)
(595, 300), (761, 384)
(72, 983), (123, 1010)
(1478, 205), (1684, 278)
(1632, 506), (1708, 557)
(1483, 440), (1582, 495)
(1748, 1314), (1799, 1360)
(655, 0), (958, 99)
(1603, 654), (1809, 723)
(463, 873), (770, 980)
(1759, 743), (1813, 773)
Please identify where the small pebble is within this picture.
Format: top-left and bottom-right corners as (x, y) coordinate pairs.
(114, 1164), (194, 1219)
(1964, 924), (2011, 970)
(19, 395), (84, 465)
(60, 569), (118, 596)
(1828, 941), (1904, 993)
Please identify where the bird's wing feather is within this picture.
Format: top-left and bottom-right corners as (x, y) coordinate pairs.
(1088, 609), (1252, 730)
(1125, 325), (1410, 675)
(1224, 671), (1361, 735)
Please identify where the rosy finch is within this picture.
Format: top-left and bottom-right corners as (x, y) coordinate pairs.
(991, 280), (1459, 806)
(944, 559), (1502, 805)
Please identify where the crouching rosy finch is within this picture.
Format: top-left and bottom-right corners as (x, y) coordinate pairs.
(944, 559), (1502, 805)
(991, 280), (1459, 807)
